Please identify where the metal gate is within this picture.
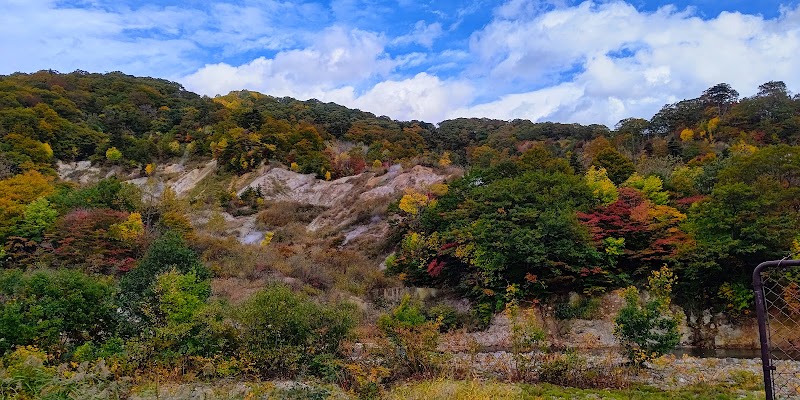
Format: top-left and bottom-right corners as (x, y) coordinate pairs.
(754, 259), (800, 399)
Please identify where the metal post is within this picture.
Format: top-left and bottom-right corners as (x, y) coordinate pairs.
(752, 259), (800, 399)
(754, 261), (774, 400)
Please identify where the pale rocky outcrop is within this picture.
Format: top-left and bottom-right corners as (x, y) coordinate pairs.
(238, 167), (358, 207)
(56, 160), (103, 185)
(238, 164), (452, 238)
(360, 164), (446, 201)
(238, 164), (448, 207)
(172, 160), (217, 195)
(444, 289), (771, 352)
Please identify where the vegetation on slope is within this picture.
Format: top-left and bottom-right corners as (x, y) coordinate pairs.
(1, 70), (799, 396)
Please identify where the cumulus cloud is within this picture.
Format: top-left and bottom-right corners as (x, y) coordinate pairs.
(3, 0), (800, 126)
(184, 1), (800, 125)
(183, 27), (393, 97)
(459, 1), (800, 125)
(348, 73), (474, 122)
(0, 0), (326, 77)
(0, 0), (202, 76)
(448, 82), (583, 121)
(185, 49), (472, 122)
(393, 20), (444, 48)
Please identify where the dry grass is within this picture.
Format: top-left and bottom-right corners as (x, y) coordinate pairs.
(210, 277), (271, 305)
(256, 201), (326, 228)
(191, 225), (396, 300)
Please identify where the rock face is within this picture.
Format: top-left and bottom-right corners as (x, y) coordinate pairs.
(56, 159), (219, 198)
(55, 158), (452, 249)
(360, 164), (447, 201)
(238, 164), (448, 208)
(238, 164), (452, 237)
(456, 289), (771, 351)
(56, 160), (104, 184)
(173, 160), (217, 196)
(238, 167), (359, 208)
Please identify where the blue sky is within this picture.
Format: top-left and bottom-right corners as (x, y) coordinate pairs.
(2, 0), (799, 125)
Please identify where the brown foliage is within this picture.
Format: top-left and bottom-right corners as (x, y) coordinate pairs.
(48, 208), (148, 274)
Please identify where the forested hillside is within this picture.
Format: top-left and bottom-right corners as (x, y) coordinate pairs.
(1, 70), (800, 397)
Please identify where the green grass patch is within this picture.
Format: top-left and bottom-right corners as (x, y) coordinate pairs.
(386, 380), (763, 400)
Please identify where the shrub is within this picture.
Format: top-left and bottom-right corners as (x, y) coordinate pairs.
(71, 337), (126, 363)
(119, 232), (210, 328)
(286, 254), (335, 291)
(425, 303), (461, 332)
(0, 269), (119, 357)
(508, 303), (545, 381)
(235, 284), (356, 378)
(131, 270), (238, 371)
(537, 351), (629, 389)
(105, 147), (122, 162)
(614, 266), (681, 365)
(49, 208), (144, 274)
(256, 201), (325, 228)
(377, 296), (444, 378)
(554, 296), (601, 320)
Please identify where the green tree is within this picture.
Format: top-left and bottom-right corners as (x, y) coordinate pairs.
(0, 269), (119, 356)
(623, 173), (669, 205)
(119, 232), (209, 327)
(14, 197), (58, 242)
(614, 266), (681, 365)
(49, 177), (141, 213)
(395, 158), (604, 311)
(591, 147), (635, 184)
(681, 181), (797, 307)
(235, 284), (356, 377)
(585, 165), (618, 205)
(0, 170), (54, 241)
(139, 269), (236, 363)
(700, 83), (739, 117)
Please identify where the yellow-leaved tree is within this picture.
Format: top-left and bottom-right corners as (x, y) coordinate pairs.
(438, 151), (452, 167)
(110, 212), (145, 241)
(623, 173), (669, 205)
(585, 166), (618, 205)
(0, 170), (54, 240)
(398, 190), (429, 215)
(105, 147), (122, 162)
(679, 128), (694, 142)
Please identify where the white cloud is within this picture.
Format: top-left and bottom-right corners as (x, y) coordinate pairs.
(183, 27), (393, 98)
(0, 0), (327, 77)
(393, 20), (444, 48)
(458, 1), (800, 125)
(347, 73), (474, 122)
(0, 1), (204, 76)
(3, 0), (800, 128)
(182, 1), (800, 126)
(184, 43), (473, 122)
(493, 0), (570, 19)
(448, 83), (583, 122)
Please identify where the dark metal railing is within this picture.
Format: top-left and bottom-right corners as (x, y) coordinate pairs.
(753, 259), (800, 399)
